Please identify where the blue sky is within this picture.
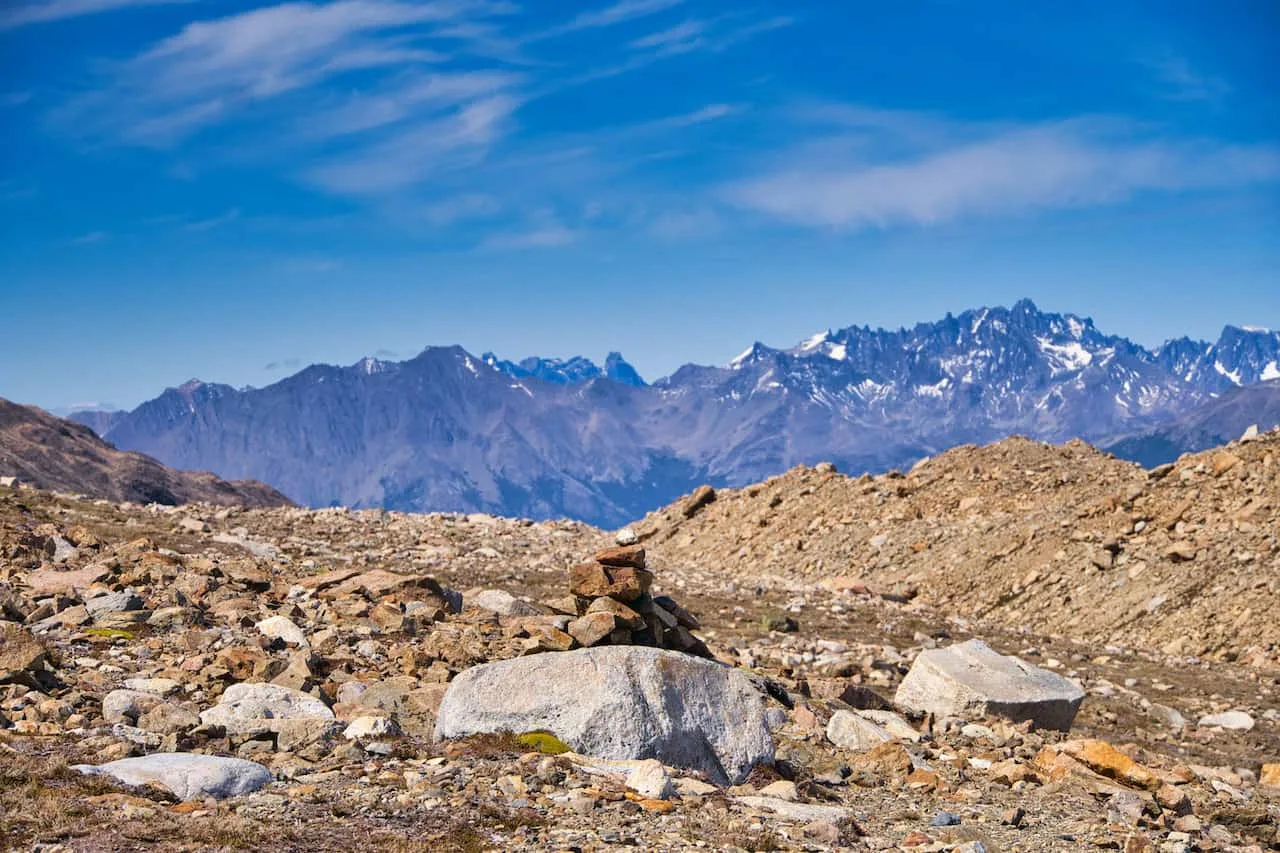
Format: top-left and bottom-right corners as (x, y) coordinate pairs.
(1, 0), (1278, 411)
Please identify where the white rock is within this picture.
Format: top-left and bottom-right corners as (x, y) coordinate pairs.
(85, 590), (143, 618)
(73, 754), (272, 800)
(434, 646), (774, 785)
(343, 715), (401, 740)
(1197, 711), (1254, 731)
(757, 779), (799, 801)
(857, 709), (920, 741)
(675, 777), (719, 797)
(101, 689), (163, 724)
(625, 759), (673, 800)
(467, 589), (542, 617)
(733, 796), (853, 823)
(255, 614), (308, 647)
(123, 677), (181, 697)
(615, 527), (639, 546)
(895, 639), (1085, 731)
(199, 683), (334, 735)
(826, 710), (893, 751)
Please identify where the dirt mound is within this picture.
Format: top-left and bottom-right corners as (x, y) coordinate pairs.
(0, 398), (292, 508)
(637, 431), (1280, 665)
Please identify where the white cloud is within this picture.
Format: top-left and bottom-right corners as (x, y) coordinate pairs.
(629, 19), (702, 50)
(182, 207), (240, 231)
(0, 0), (195, 30)
(62, 0), (514, 144)
(421, 193), (501, 224)
(307, 93), (521, 194)
(724, 117), (1280, 230)
(303, 70), (521, 139)
(558, 0), (682, 33)
(481, 221), (577, 249)
(1145, 54), (1231, 104)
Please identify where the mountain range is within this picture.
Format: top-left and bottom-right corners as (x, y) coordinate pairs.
(68, 300), (1280, 526)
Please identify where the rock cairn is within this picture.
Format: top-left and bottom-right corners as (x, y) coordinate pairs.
(564, 545), (712, 659)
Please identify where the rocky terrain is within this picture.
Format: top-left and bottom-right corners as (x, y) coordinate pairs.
(0, 399), (291, 509)
(1, 431), (1277, 852)
(71, 302), (1280, 525)
(636, 427), (1280, 666)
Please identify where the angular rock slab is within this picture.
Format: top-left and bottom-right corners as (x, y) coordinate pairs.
(199, 682), (334, 735)
(434, 646), (774, 785)
(73, 753), (272, 801)
(895, 639), (1084, 731)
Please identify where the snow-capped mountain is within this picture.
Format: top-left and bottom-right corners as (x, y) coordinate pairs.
(73, 301), (1280, 526)
(481, 352), (646, 387)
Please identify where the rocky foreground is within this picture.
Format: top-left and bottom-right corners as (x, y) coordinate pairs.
(0, 432), (1277, 852)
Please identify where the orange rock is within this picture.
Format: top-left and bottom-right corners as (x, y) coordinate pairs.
(848, 741), (914, 779)
(989, 758), (1040, 787)
(1058, 740), (1161, 791)
(593, 545), (646, 568)
(1261, 763), (1280, 789)
(1123, 834), (1154, 853)
(1031, 746), (1133, 796)
(568, 563), (652, 602)
(905, 768), (942, 791)
(1155, 783), (1191, 815)
(624, 792), (676, 813)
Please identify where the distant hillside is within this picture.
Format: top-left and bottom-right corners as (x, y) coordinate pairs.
(0, 398), (293, 507)
(1104, 379), (1280, 467)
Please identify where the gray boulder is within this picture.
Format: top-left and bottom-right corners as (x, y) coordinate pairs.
(85, 590), (144, 618)
(434, 646), (774, 785)
(73, 753), (272, 800)
(200, 682), (334, 735)
(895, 639), (1085, 731)
(825, 710), (893, 751)
(101, 689), (164, 725)
(467, 589), (542, 617)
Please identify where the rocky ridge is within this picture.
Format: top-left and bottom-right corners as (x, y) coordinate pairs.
(0, 397), (291, 508)
(637, 428), (1280, 668)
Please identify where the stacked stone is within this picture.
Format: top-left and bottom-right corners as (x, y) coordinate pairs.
(564, 545), (711, 659)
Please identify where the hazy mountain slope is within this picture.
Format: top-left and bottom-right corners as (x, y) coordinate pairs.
(1104, 379), (1280, 467)
(0, 398), (292, 507)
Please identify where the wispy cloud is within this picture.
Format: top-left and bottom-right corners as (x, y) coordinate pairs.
(628, 18), (702, 50)
(1144, 53), (1231, 104)
(58, 0), (514, 145)
(724, 114), (1280, 230)
(307, 92), (522, 194)
(481, 211), (578, 249)
(263, 357), (302, 370)
(549, 0), (682, 36)
(182, 207), (240, 231)
(69, 230), (107, 245)
(0, 0), (195, 30)
(421, 193), (501, 224)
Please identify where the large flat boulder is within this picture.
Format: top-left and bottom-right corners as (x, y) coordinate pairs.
(73, 753), (272, 800)
(434, 646), (774, 785)
(894, 639), (1084, 731)
(200, 683), (334, 733)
